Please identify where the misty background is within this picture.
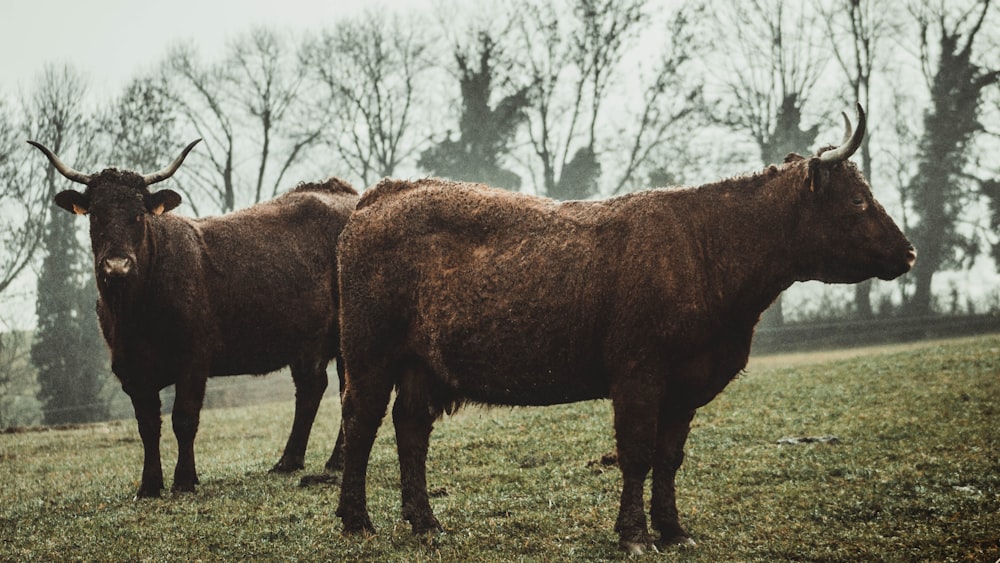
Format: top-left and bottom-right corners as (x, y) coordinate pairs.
(1, 0), (998, 428)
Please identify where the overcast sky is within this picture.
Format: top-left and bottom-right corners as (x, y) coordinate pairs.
(1, 0), (435, 98)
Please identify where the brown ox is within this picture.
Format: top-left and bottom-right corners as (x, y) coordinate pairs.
(30, 139), (357, 498)
(333, 105), (916, 553)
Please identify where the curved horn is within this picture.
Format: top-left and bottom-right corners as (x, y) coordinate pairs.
(838, 112), (852, 146)
(26, 140), (92, 184)
(819, 103), (866, 163)
(142, 139), (202, 186)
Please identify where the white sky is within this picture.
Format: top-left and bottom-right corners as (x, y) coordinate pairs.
(0, 0), (435, 98)
(1, 0), (997, 326)
(0, 0), (439, 330)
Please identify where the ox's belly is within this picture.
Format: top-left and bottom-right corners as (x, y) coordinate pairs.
(417, 320), (608, 407)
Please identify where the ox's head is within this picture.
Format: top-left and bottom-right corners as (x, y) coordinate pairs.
(787, 105), (915, 284)
(29, 139), (200, 283)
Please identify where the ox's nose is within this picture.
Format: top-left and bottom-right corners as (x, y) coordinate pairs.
(905, 246), (917, 269)
(101, 256), (134, 278)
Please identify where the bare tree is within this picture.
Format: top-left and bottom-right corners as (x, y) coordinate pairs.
(300, 11), (431, 187)
(513, 0), (647, 199)
(573, 0), (646, 152)
(703, 0), (827, 165)
(163, 44), (239, 214)
(95, 74), (181, 174)
(162, 29), (325, 214)
(818, 0), (907, 318)
(230, 28), (329, 201)
(25, 64), (111, 425)
(0, 94), (46, 428)
(696, 0), (828, 326)
(0, 97), (45, 298)
(609, 6), (707, 195)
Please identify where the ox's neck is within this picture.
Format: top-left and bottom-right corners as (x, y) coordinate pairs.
(648, 168), (802, 327)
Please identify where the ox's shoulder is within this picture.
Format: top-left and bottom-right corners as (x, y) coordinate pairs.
(289, 176), (359, 197)
(357, 177), (548, 211)
(356, 177), (453, 210)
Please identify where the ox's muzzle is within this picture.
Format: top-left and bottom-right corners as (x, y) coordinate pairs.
(100, 256), (135, 279)
(878, 244), (917, 281)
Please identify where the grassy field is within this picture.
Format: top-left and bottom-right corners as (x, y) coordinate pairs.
(1, 335), (998, 561)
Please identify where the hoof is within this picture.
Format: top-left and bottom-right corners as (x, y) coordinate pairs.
(133, 488), (162, 500)
(409, 516), (443, 535)
(270, 457), (305, 473)
(618, 529), (653, 555)
(620, 540), (655, 555)
(171, 482), (196, 494)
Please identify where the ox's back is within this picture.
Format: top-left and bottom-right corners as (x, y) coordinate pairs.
(143, 181), (359, 377)
(340, 179), (714, 405)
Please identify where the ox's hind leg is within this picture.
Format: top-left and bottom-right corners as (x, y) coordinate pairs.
(324, 356), (346, 474)
(129, 390), (164, 499)
(651, 408), (696, 547)
(336, 359), (395, 535)
(611, 379), (661, 555)
(393, 363), (443, 535)
(273, 357), (330, 473)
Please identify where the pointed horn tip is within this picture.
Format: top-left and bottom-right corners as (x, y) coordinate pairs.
(818, 104), (867, 163)
(25, 139), (92, 184)
(142, 139), (203, 186)
(839, 112), (852, 145)
(177, 138), (202, 158)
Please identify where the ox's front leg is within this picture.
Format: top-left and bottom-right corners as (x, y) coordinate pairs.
(171, 374), (206, 494)
(651, 407), (696, 547)
(129, 390), (164, 499)
(611, 380), (660, 555)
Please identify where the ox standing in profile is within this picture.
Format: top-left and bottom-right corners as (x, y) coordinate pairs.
(334, 105), (916, 553)
(30, 139), (358, 498)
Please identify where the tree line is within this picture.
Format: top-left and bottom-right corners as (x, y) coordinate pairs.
(1, 0), (998, 426)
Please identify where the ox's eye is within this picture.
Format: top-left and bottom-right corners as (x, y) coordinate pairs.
(851, 194), (866, 207)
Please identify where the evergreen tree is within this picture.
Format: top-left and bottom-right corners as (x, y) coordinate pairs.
(31, 212), (109, 425)
(550, 147), (600, 200)
(906, 2), (999, 315)
(27, 65), (111, 425)
(419, 32), (529, 190)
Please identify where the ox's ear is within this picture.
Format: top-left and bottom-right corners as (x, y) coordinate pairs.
(147, 189), (182, 215)
(804, 158), (831, 193)
(54, 189), (89, 215)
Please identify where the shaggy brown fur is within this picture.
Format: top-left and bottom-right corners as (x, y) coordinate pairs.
(50, 166), (358, 498)
(334, 110), (915, 552)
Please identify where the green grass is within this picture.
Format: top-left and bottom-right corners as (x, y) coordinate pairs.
(1, 335), (998, 561)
